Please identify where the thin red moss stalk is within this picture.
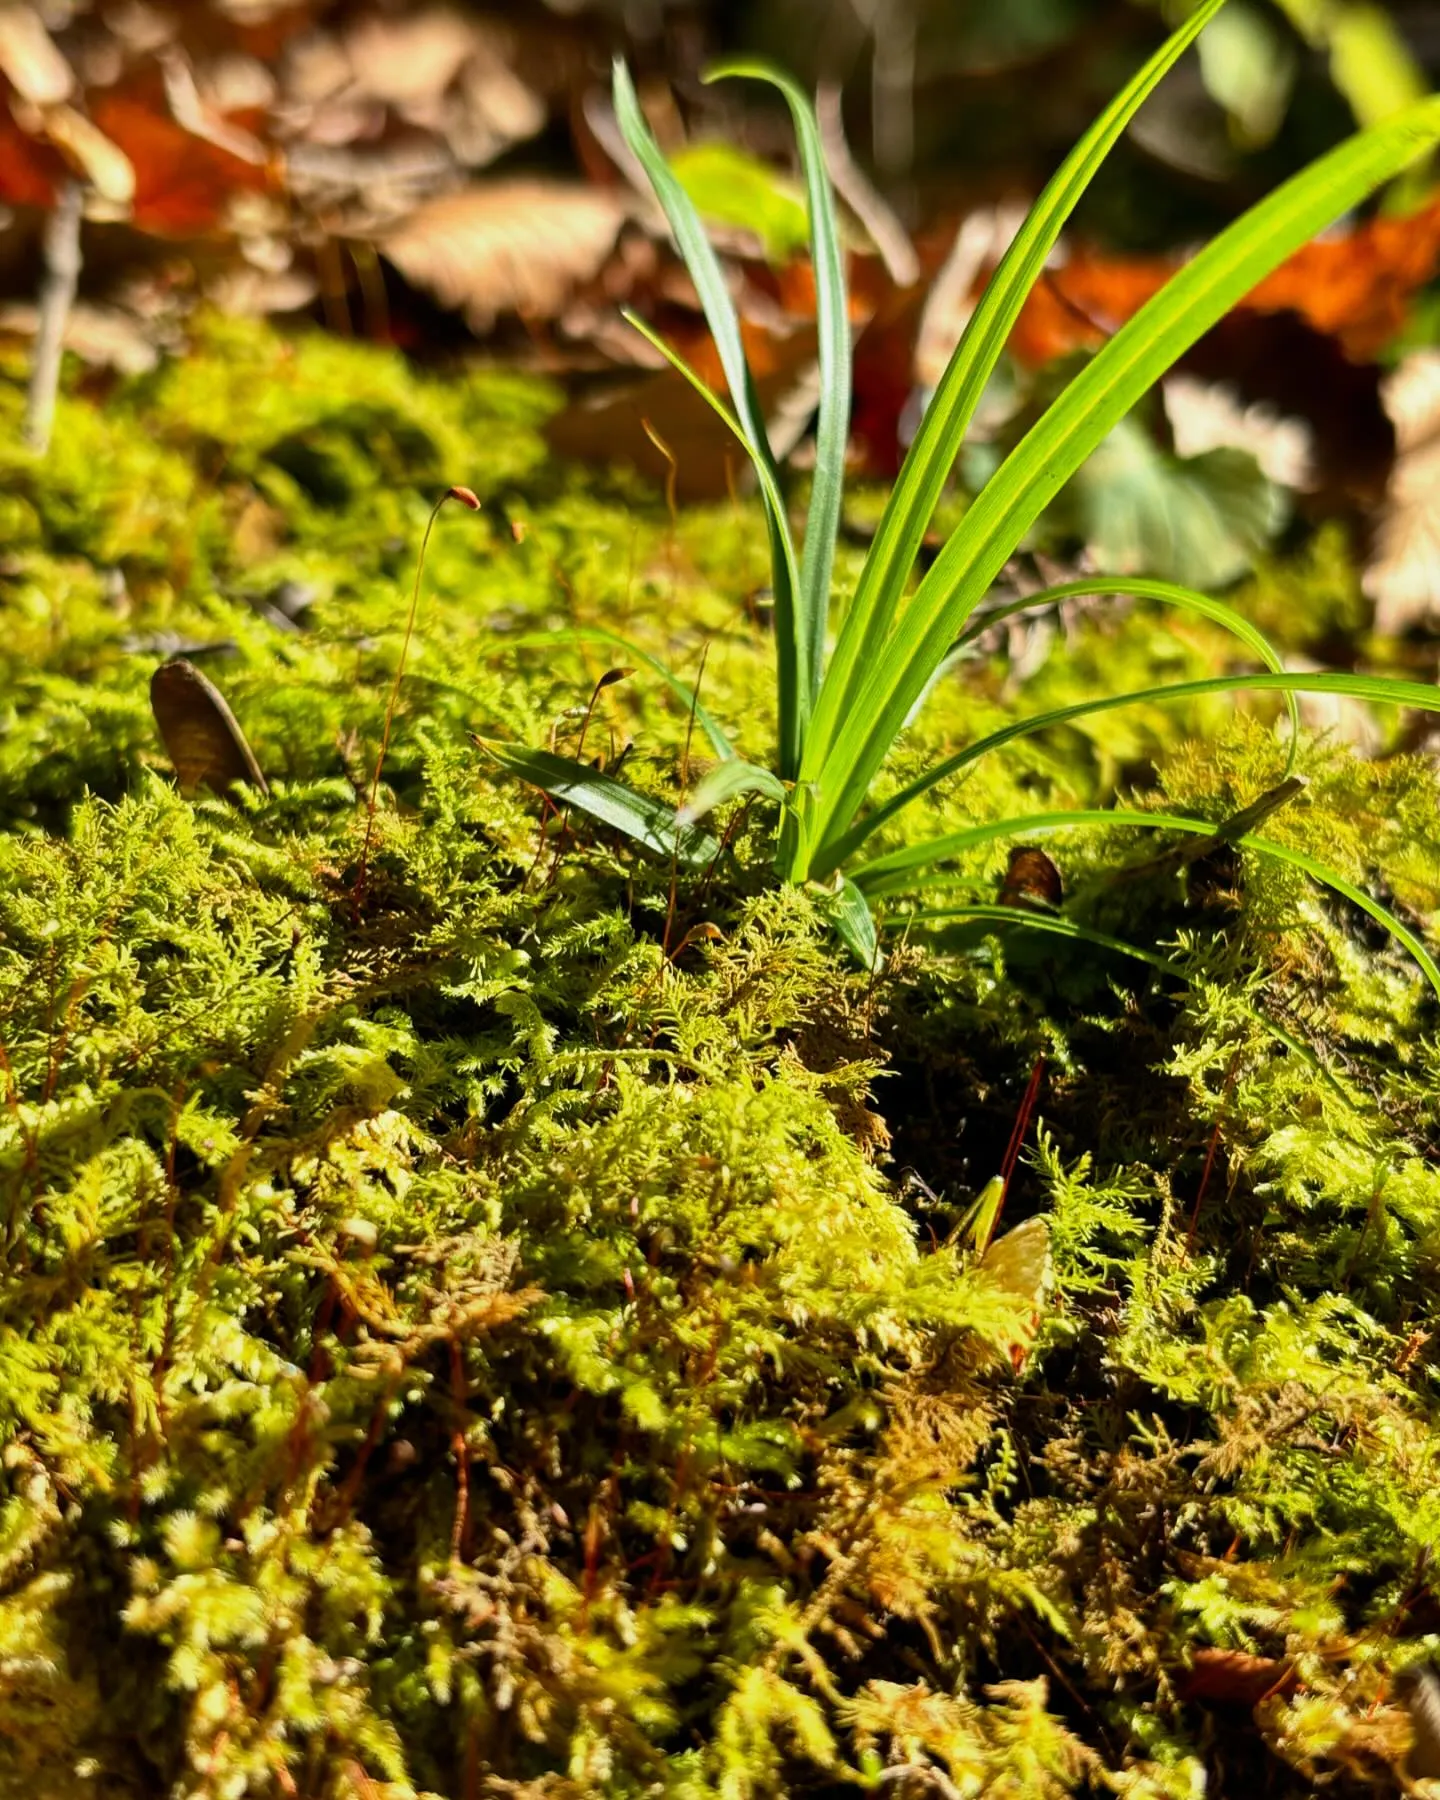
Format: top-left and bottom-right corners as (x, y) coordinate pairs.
(995, 1053), (1046, 1232)
(1186, 1046), (1241, 1254)
(355, 484), (480, 912)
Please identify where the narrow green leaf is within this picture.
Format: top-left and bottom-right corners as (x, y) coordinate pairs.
(822, 669), (1440, 873)
(619, 306), (807, 774)
(853, 806), (1199, 895)
(480, 740), (721, 868)
(914, 900), (1209, 980)
(831, 877), (881, 972)
(855, 804), (1440, 999)
(677, 757), (788, 825)
(613, 59), (807, 777)
(956, 576), (1300, 773)
(909, 901), (1352, 1098)
(802, 0), (1229, 785)
(805, 94), (1440, 866)
(710, 61), (850, 702)
(853, 791), (1305, 895)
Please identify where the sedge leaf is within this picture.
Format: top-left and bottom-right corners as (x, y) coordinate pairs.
(709, 61), (850, 705)
(804, 94), (1440, 867)
(481, 740), (721, 868)
(677, 758), (788, 826)
(613, 59), (808, 777)
(803, 0), (1230, 783)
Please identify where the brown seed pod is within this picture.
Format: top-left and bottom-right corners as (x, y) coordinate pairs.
(997, 845), (1063, 911)
(149, 657), (268, 798)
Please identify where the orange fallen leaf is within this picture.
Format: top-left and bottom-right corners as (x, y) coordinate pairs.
(0, 94), (68, 206)
(90, 84), (271, 235)
(1002, 193), (1440, 367)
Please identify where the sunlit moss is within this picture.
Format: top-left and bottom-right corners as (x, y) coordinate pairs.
(0, 318), (1438, 1797)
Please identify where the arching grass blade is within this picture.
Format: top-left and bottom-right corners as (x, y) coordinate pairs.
(802, 0), (1230, 785)
(803, 95), (1440, 868)
(820, 669), (1440, 875)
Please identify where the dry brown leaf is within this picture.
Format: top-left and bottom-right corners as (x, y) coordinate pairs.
(206, 262), (318, 316)
(0, 3), (73, 106)
(277, 7), (543, 174)
(150, 658), (269, 799)
(344, 7), (481, 110)
(1364, 351), (1440, 635)
(1162, 374), (1314, 492)
(1178, 1647), (1298, 1708)
(378, 181), (626, 331)
(40, 102), (136, 205)
(0, 299), (159, 373)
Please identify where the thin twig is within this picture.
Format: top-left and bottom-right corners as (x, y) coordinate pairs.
(1187, 1047), (1242, 1253)
(24, 180), (83, 455)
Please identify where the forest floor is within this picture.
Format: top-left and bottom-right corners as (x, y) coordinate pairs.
(2, 318), (1439, 1799)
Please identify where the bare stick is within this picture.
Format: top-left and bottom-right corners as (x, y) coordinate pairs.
(24, 180), (83, 455)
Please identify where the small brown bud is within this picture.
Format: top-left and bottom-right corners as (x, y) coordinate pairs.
(446, 485), (481, 511)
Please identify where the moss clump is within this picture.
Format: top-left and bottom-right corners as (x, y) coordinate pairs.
(2, 318), (1440, 1798)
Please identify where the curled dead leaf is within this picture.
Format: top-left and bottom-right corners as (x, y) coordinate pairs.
(150, 658), (269, 798)
(997, 846), (1063, 911)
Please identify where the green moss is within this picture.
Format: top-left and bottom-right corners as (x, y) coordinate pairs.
(1, 319), (1439, 1797)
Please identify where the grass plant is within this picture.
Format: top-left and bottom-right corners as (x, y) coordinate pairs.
(488, 3), (1440, 988)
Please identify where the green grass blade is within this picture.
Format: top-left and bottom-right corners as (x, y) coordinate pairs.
(479, 740), (721, 868)
(855, 785), (1308, 894)
(831, 877), (881, 971)
(621, 308), (807, 771)
(908, 900), (1196, 980)
(819, 668), (1440, 875)
(500, 625), (735, 760)
(805, 95), (1440, 867)
(905, 901), (1354, 1097)
(710, 63), (849, 703)
(802, 0), (1229, 785)
(858, 806), (1440, 998)
(1256, 836), (1440, 997)
(957, 577), (1300, 774)
(854, 806), (1201, 894)
(613, 60), (807, 777)
(676, 757), (787, 825)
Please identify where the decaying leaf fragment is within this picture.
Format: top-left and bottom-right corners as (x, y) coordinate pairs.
(150, 656), (268, 797)
(1365, 350), (1440, 633)
(377, 180), (627, 331)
